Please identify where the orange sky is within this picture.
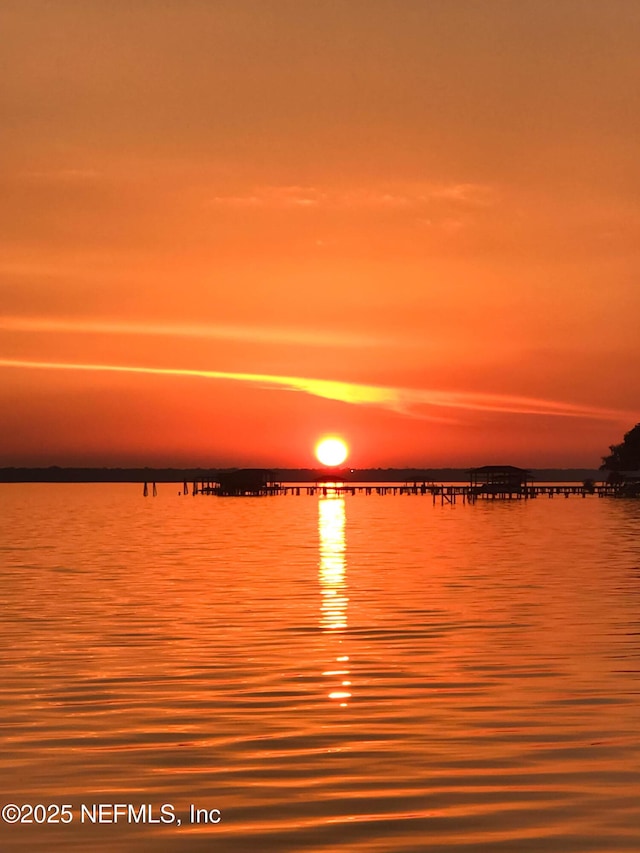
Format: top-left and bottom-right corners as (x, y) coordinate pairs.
(1, 1), (639, 467)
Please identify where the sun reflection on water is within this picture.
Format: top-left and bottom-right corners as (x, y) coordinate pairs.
(318, 494), (352, 706)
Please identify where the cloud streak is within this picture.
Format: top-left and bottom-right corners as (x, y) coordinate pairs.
(0, 357), (631, 423)
(0, 316), (383, 349)
(206, 182), (496, 211)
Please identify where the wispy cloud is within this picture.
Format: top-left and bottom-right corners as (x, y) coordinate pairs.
(22, 169), (103, 182)
(206, 182), (496, 211)
(207, 185), (323, 208)
(428, 183), (495, 204)
(0, 357), (630, 424)
(0, 316), (384, 349)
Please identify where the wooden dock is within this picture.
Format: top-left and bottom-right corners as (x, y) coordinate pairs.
(142, 465), (635, 500)
(186, 481), (623, 502)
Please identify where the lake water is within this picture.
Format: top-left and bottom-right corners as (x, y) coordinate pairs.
(1, 484), (640, 852)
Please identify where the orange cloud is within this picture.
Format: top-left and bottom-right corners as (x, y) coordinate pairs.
(0, 315), (385, 349)
(0, 357), (631, 424)
(205, 182), (496, 211)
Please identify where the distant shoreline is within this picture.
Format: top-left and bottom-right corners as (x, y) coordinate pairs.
(0, 467), (603, 484)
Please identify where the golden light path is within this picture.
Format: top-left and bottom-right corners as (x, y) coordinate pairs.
(318, 496), (351, 707)
(0, 358), (632, 422)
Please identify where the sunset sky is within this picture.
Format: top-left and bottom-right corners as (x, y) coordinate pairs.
(2, 1), (639, 468)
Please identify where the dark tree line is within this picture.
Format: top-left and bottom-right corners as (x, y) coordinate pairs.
(601, 423), (640, 471)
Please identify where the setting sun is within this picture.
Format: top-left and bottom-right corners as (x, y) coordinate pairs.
(315, 437), (349, 467)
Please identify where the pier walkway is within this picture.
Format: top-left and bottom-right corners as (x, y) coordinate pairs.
(186, 481), (622, 503)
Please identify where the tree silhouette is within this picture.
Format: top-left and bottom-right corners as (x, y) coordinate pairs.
(600, 423), (640, 471)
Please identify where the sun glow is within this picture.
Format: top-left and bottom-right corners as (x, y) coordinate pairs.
(315, 436), (349, 467)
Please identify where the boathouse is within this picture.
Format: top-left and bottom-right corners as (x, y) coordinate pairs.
(469, 465), (532, 496)
(314, 468), (352, 484)
(617, 471), (640, 498)
(208, 469), (279, 496)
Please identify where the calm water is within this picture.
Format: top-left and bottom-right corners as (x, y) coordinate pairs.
(1, 484), (640, 852)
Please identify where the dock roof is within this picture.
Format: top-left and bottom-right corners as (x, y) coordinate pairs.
(468, 465), (531, 474)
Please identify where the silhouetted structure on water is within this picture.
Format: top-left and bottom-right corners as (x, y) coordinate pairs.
(196, 469), (280, 496)
(468, 465), (532, 497)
